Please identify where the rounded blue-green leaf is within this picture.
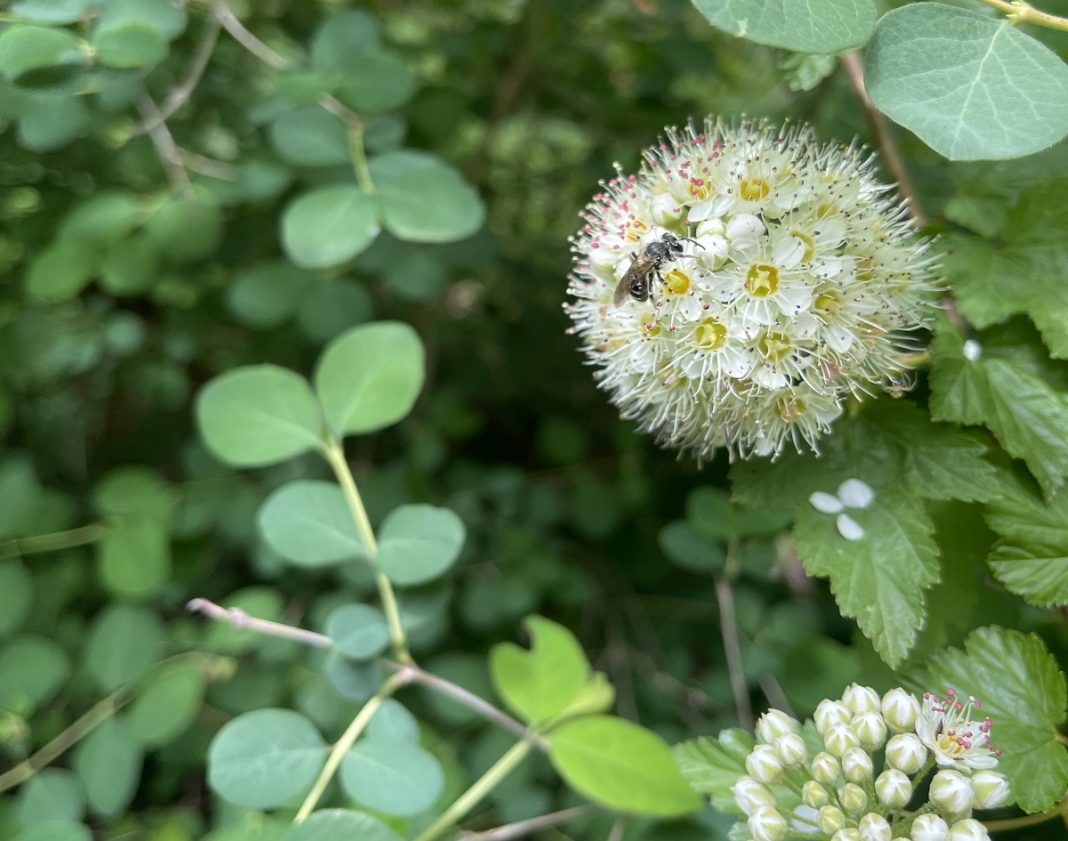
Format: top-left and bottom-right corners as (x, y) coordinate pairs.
(314, 321), (424, 437)
(369, 151), (484, 243)
(15, 768), (84, 827)
(86, 604), (165, 692)
(283, 810), (401, 841)
(0, 25), (86, 88)
(93, 23), (167, 69)
(326, 604), (389, 659)
(0, 560), (33, 638)
(367, 699), (419, 743)
(691, 0), (875, 53)
(126, 660), (205, 748)
(865, 4), (1068, 160)
(25, 239), (98, 303)
(339, 739), (444, 816)
(227, 260), (315, 329)
(207, 709), (327, 808)
(94, 0), (186, 41)
(337, 49), (415, 113)
(281, 186), (380, 269)
(0, 635), (70, 711)
(72, 717), (142, 818)
(377, 504), (464, 586)
(14, 822), (92, 841)
(270, 108), (350, 168)
(548, 715), (701, 817)
(11, 0), (94, 25)
(258, 480), (366, 567)
(324, 652), (379, 701)
(97, 519), (170, 599)
(196, 365), (323, 467)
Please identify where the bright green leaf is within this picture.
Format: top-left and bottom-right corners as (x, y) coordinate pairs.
(96, 519), (171, 599)
(94, 0), (186, 41)
(14, 822), (92, 841)
(865, 4), (1068, 160)
(369, 151), (484, 244)
(11, 0), (94, 25)
(24, 239), (98, 303)
(143, 196), (222, 263)
(73, 716), (142, 817)
(208, 709), (327, 809)
(314, 321), (424, 437)
(910, 626), (1068, 813)
(15, 769), (84, 827)
(657, 521), (725, 572)
(339, 738), (444, 816)
(127, 660), (205, 748)
(687, 486), (792, 538)
(549, 715), (702, 816)
(86, 604), (165, 692)
(283, 809), (401, 841)
(326, 603), (389, 659)
(0, 635), (69, 711)
(270, 108), (350, 167)
(93, 23), (167, 69)
(0, 25), (85, 88)
(367, 699), (419, 743)
(196, 365), (323, 467)
(0, 560), (33, 638)
(310, 11), (380, 70)
(674, 730), (755, 813)
(377, 504), (465, 586)
(490, 615), (589, 724)
(227, 261), (315, 329)
(99, 235), (159, 296)
(259, 480), (366, 567)
(17, 94), (90, 151)
(281, 186), (379, 269)
(691, 0), (875, 53)
(93, 466), (176, 524)
(337, 49), (415, 113)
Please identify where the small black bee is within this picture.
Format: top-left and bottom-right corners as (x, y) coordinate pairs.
(613, 232), (694, 306)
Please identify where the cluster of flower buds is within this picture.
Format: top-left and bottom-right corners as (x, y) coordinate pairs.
(729, 685), (1010, 841)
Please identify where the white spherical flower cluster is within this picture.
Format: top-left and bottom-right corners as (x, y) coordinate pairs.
(728, 686), (1011, 841)
(565, 118), (938, 460)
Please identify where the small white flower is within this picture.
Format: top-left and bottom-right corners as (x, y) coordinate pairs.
(911, 814), (949, 841)
(732, 776), (777, 815)
(748, 806), (788, 841)
(853, 711), (888, 750)
(971, 770), (1010, 809)
(774, 732), (807, 768)
(962, 339), (982, 362)
(930, 769), (975, 814)
(811, 751), (841, 785)
(875, 769), (912, 809)
(819, 805), (847, 834)
(842, 747), (874, 782)
(802, 780), (830, 808)
(809, 491), (844, 513)
(567, 118), (938, 462)
(746, 744), (785, 784)
(858, 812), (892, 841)
(839, 782), (868, 816)
(947, 818), (990, 841)
(824, 723), (861, 758)
(916, 689), (1000, 771)
(756, 709), (799, 743)
(842, 683), (882, 715)
(886, 733), (928, 774)
(837, 513), (866, 541)
(832, 831), (861, 841)
(882, 688), (921, 733)
(837, 478), (875, 509)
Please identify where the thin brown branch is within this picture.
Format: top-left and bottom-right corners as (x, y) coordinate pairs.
(179, 149), (237, 180)
(460, 806), (595, 841)
(714, 573), (753, 730)
(839, 52), (926, 228)
(137, 95), (193, 195)
(978, 0), (1068, 32)
(187, 597), (333, 647)
(134, 15), (221, 136)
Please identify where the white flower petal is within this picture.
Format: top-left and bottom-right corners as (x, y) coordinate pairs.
(836, 513), (865, 541)
(838, 478), (875, 509)
(809, 491), (844, 514)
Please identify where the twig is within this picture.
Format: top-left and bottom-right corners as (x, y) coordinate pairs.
(460, 806), (595, 841)
(714, 569), (753, 730)
(839, 52), (926, 228)
(186, 597), (547, 750)
(137, 95), (193, 195)
(0, 522), (108, 561)
(760, 676), (796, 719)
(606, 815), (628, 841)
(983, 796), (1067, 831)
(978, 0), (1068, 32)
(179, 149), (237, 180)
(134, 15), (221, 136)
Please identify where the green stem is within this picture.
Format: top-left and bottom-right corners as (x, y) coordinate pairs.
(413, 740), (534, 841)
(293, 670), (409, 823)
(323, 439), (410, 662)
(0, 523), (109, 561)
(348, 127), (375, 195)
(977, 0), (1068, 32)
(983, 799), (1067, 831)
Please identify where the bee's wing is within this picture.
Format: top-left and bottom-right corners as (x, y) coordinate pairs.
(613, 272), (631, 306)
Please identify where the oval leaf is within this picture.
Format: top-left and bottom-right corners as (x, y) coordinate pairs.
(284, 809), (401, 841)
(377, 504), (464, 586)
(207, 709), (327, 809)
(865, 3), (1068, 160)
(196, 365), (323, 467)
(281, 185), (380, 269)
(691, 0), (875, 53)
(314, 321), (424, 437)
(86, 604), (165, 692)
(259, 480), (366, 567)
(339, 739), (444, 816)
(548, 715), (701, 817)
(326, 603), (390, 659)
(72, 717), (142, 818)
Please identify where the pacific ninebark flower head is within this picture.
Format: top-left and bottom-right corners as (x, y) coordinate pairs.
(565, 117), (938, 461)
(916, 689), (1000, 771)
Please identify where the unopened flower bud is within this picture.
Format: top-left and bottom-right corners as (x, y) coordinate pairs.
(858, 813), (892, 841)
(732, 776), (776, 816)
(842, 684), (881, 715)
(832, 830), (861, 841)
(746, 744), (785, 785)
(875, 769), (911, 809)
(971, 770), (1010, 809)
(842, 747), (873, 782)
(882, 688), (921, 733)
(911, 814), (949, 841)
(852, 711), (887, 750)
(756, 709), (799, 743)
(651, 193), (684, 227)
(947, 818), (990, 841)
(811, 751), (841, 785)
(775, 732), (807, 768)
(886, 733), (927, 774)
(695, 218), (725, 238)
(824, 723), (861, 758)
(839, 782), (868, 816)
(815, 700), (852, 734)
(930, 770), (974, 815)
(819, 805), (847, 834)
(748, 806), (788, 841)
(802, 780), (829, 809)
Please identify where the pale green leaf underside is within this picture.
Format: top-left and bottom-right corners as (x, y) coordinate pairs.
(691, 0), (875, 53)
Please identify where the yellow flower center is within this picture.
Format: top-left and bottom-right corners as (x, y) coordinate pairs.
(777, 397), (805, 423)
(814, 291), (842, 320)
(689, 177), (712, 201)
(938, 734), (966, 757)
(857, 257), (875, 280)
(758, 331), (792, 362)
(665, 269), (690, 295)
(694, 318), (727, 351)
(740, 178), (771, 201)
(624, 218), (648, 243)
(790, 230), (815, 263)
(745, 263), (780, 298)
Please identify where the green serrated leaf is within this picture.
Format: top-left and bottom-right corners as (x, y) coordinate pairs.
(490, 615), (590, 725)
(865, 3), (1068, 160)
(691, 0), (874, 52)
(910, 626), (1068, 813)
(674, 729), (755, 813)
(548, 715), (702, 816)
